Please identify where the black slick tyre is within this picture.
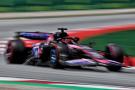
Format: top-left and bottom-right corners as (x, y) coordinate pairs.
(4, 40), (26, 64)
(105, 43), (124, 71)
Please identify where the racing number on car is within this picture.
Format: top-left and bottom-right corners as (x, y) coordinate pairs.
(32, 46), (41, 58)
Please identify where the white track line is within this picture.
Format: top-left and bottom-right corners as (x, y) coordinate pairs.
(0, 77), (134, 90)
(0, 52), (4, 54)
(0, 45), (6, 48)
(0, 41), (8, 44)
(0, 40), (8, 54)
(58, 84), (135, 90)
(0, 48), (5, 51)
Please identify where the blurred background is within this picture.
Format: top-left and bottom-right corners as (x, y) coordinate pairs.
(0, 0), (135, 12)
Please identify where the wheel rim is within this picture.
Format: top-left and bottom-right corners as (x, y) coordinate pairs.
(50, 48), (57, 65)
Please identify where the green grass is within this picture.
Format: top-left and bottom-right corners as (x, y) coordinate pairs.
(0, 0), (135, 12)
(0, 7), (13, 12)
(0, 3), (133, 12)
(81, 30), (135, 56)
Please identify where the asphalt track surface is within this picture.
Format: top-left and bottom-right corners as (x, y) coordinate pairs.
(0, 14), (135, 88)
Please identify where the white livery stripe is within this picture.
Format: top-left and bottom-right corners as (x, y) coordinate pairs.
(0, 48), (6, 54)
(0, 77), (35, 81)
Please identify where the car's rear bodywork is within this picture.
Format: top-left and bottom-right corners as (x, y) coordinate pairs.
(15, 32), (53, 48)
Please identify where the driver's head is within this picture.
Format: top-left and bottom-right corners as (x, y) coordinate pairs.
(54, 32), (68, 40)
(60, 32), (68, 38)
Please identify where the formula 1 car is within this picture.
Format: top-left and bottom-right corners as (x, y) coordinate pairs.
(4, 28), (124, 71)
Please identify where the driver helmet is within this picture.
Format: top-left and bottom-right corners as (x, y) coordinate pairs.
(54, 32), (68, 40)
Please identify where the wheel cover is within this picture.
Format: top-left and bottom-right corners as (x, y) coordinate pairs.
(50, 49), (57, 65)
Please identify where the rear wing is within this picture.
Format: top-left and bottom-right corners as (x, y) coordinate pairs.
(14, 32), (53, 40)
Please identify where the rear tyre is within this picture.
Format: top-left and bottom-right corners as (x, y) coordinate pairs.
(105, 43), (124, 71)
(4, 40), (26, 64)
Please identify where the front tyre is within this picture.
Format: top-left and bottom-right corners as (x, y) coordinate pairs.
(105, 43), (124, 71)
(106, 65), (122, 71)
(105, 43), (124, 63)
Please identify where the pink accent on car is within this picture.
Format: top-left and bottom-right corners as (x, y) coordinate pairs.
(94, 58), (109, 64)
